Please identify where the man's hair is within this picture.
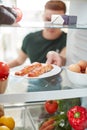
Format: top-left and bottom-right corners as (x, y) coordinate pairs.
(45, 0), (66, 13)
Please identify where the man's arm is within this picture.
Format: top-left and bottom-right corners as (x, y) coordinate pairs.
(8, 50), (28, 68)
(59, 47), (66, 66)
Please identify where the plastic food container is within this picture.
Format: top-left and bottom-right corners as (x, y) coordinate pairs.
(66, 68), (87, 86)
(3, 103), (49, 130)
(0, 79), (8, 94)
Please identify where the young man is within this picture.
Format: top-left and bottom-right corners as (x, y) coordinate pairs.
(8, 0), (67, 68)
(7, 0), (67, 92)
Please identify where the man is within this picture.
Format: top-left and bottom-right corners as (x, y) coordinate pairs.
(8, 0), (67, 92)
(8, 0), (67, 68)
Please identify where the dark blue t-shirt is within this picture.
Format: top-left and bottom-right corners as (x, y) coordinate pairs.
(22, 30), (67, 63)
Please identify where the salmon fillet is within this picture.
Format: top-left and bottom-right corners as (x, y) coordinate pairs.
(15, 62), (42, 76)
(28, 64), (53, 77)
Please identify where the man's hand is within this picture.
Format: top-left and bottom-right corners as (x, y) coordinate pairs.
(46, 51), (65, 66)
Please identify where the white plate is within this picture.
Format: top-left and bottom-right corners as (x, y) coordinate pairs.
(10, 64), (61, 79)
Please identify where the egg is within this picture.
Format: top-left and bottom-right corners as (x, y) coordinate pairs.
(68, 64), (81, 73)
(77, 60), (87, 72)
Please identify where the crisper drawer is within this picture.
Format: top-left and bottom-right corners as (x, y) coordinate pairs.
(3, 97), (87, 130)
(27, 97), (87, 130)
(4, 104), (36, 130)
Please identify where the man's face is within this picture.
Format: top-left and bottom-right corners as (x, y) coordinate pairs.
(43, 9), (65, 22)
(43, 9), (65, 34)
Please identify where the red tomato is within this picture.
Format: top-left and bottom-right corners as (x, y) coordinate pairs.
(14, 7), (23, 22)
(45, 100), (58, 114)
(0, 62), (9, 81)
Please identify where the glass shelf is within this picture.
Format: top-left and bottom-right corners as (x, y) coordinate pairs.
(0, 69), (87, 103)
(3, 98), (87, 130)
(1, 22), (87, 29)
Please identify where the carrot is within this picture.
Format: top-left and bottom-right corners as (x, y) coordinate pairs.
(39, 118), (55, 130)
(44, 124), (55, 130)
